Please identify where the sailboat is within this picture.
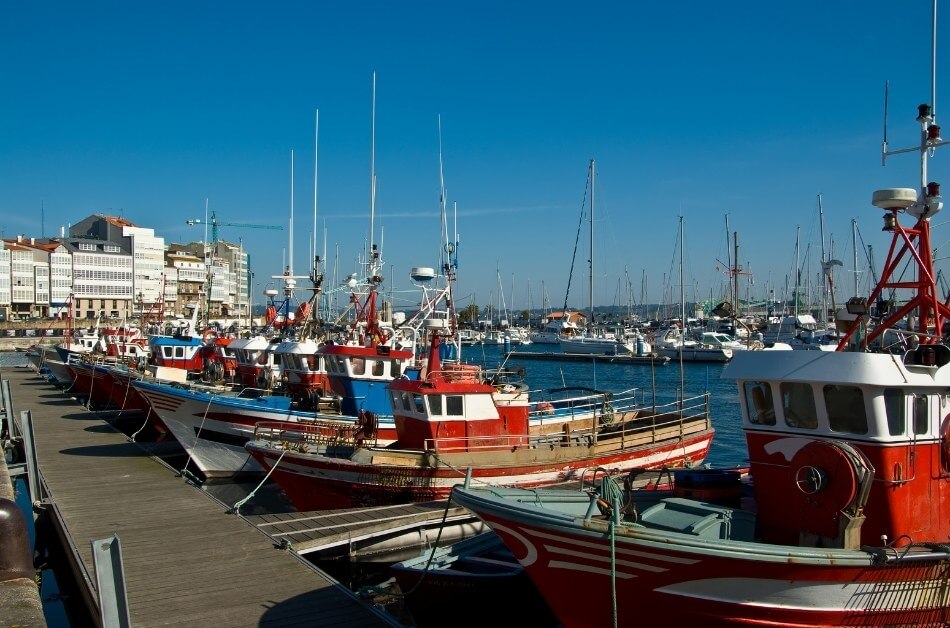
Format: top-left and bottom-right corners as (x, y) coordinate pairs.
(558, 159), (641, 356)
(654, 217), (732, 363)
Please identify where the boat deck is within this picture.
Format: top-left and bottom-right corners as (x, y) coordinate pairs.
(1, 365), (396, 627)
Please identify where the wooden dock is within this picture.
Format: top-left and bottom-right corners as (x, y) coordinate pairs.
(2, 365), (397, 627)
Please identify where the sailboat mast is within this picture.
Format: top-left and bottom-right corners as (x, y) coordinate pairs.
(852, 218), (859, 297)
(308, 109), (321, 334)
(369, 72), (377, 260)
(589, 159), (595, 329)
(794, 227), (801, 317)
(679, 216), (686, 329)
(818, 194), (827, 325)
(289, 150), (295, 274)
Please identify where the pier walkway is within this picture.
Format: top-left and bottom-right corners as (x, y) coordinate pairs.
(2, 365), (396, 627)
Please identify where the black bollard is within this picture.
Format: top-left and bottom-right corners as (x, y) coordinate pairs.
(0, 497), (34, 582)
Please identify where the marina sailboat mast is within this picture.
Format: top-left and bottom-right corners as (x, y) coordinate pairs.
(588, 159), (595, 330)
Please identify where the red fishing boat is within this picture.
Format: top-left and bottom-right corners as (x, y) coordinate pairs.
(244, 331), (714, 510)
(451, 25), (950, 625)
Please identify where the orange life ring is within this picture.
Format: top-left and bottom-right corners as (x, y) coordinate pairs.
(536, 402), (555, 415)
(265, 306), (278, 324)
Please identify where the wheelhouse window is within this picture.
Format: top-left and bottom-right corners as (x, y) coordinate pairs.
(446, 395), (464, 416)
(824, 384), (868, 435)
(743, 381), (775, 425)
(781, 382), (818, 429)
(392, 360), (402, 378)
(412, 394), (426, 414)
(428, 395), (443, 416)
(351, 357), (365, 376)
(914, 395), (929, 435)
(883, 388), (906, 436)
(372, 360), (385, 377)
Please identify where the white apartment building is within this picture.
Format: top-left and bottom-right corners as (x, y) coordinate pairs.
(0, 241), (10, 321)
(166, 248), (206, 318)
(214, 241), (250, 319)
(70, 215), (166, 315)
(178, 241), (249, 319)
(0, 237), (72, 320)
(61, 237), (134, 320)
(4, 237), (53, 318)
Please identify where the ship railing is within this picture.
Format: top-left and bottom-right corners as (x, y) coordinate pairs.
(530, 387), (643, 426)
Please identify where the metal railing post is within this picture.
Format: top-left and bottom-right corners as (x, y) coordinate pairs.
(91, 534), (131, 628)
(19, 410), (42, 504)
(1, 379), (18, 441)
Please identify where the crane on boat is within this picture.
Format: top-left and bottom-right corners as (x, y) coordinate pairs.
(185, 211), (282, 245)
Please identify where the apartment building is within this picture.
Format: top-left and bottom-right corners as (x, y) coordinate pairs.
(59, 236), (134, 320)
(178, 241), (249, 319)
(70, 215), (166, 314)
(0, 242), (9, 321)
(165, 248), (206, 318)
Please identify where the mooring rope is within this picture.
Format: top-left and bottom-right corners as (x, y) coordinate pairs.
(393, 493), (456, 598)
(230, 448), (287, 514)
(129, 406), (153, 443)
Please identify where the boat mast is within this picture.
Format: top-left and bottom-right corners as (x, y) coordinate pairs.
(369, 72), (377, 262)
(818, 194), (827, 325)
(794, 227), (801, 317)
(851, 218), (859, 297)
(588, 158), (595, 332)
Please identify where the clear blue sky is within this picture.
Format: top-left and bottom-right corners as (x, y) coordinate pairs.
(2, 2), (946, 316)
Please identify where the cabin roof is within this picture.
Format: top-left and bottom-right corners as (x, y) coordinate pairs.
(722, 348), (950, 387)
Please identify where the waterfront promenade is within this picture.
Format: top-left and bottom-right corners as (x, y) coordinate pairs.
(1, 365), (396, 627)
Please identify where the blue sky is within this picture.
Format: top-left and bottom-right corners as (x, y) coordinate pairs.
(2, 2), (946, 316)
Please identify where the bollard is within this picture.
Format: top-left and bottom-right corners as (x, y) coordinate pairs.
(0, 497), (34, 583)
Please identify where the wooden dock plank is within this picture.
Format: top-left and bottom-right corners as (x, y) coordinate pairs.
(3, 367), (395, 627)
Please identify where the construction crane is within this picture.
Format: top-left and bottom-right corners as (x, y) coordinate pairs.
(185, 210), (282, 244)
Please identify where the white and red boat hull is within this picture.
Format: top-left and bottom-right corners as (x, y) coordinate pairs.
(454, 487), (950, 627)
(245, 427), (714, 510)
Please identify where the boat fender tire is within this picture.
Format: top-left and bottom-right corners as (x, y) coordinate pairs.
(356, 409), (377, 439)
(941, 415), (950, 473)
